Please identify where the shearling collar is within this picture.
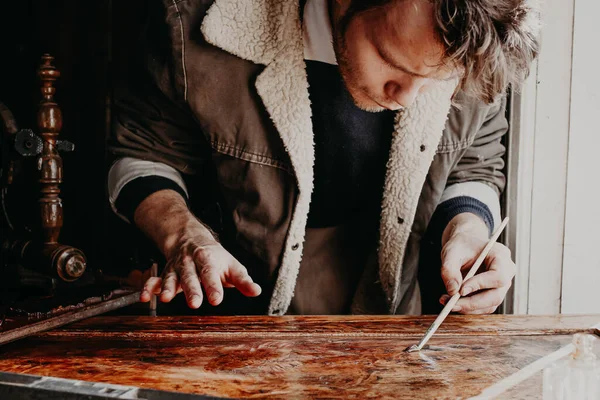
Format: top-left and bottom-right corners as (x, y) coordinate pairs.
(202, 0), (458, 314)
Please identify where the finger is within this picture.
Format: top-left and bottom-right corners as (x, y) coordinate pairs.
(160, 269), (182, 302)
(177, 256), (204, 309)
(461, 246), (515, 296)
(140, 277), (162, 302)
(198, 265), (225, 306)
(440, 243), (472, 296)
(467, 306), (498, 315)
(451, 288), (507, 314)
(226, 262), (262, 297)
(460, 270), (512, 296)
(439, 294), (452, 306)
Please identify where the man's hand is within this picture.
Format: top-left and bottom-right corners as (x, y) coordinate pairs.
(135, 190), (261, 309)
(439, 213), (515, 314)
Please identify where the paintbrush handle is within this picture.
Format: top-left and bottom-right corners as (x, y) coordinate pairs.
(415, 217), (510, 350)
(461, 217), (509, 282)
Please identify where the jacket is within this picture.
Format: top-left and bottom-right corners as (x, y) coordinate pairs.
(109, 0), (507, 315)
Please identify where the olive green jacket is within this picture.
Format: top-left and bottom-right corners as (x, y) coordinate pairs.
(109, 0), (507, 315)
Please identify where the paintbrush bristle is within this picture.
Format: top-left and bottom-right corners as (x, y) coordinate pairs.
(404, 345), (420, 353)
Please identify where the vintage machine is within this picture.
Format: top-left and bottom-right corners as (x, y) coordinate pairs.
(0, 55), (142, 346)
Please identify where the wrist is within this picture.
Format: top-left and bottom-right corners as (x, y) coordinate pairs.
(160, 213), (217, 258)
(442, 212), (490, 245)
(133, 190), (216, 257)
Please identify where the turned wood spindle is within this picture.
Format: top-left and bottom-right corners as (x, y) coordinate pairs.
(33, 54), (86, 281)
(1, 55), (86, 282)
(37, 54), (63, 245)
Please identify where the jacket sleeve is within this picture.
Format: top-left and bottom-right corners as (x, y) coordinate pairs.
(108, 1), (210, 173)
(107, 2), (211, 222)
(446, 95), (507, 195)
(432, 95), (508, 236)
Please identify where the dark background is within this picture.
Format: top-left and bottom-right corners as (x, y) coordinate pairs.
(0, 0), (155, 278)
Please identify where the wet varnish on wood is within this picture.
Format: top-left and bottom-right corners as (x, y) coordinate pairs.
(0, 315), (598, 399)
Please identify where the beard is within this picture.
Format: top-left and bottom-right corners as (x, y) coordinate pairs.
(332, 22), (388, 113)
(334, 40), (388, 112)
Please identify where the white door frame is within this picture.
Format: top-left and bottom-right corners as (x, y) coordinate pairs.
(504, 0), (583, 315)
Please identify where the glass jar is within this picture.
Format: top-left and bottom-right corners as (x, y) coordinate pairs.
(543, 333), (600, 400)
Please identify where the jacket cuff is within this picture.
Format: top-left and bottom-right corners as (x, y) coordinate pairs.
(430, 196), (495, 238)
(114, 176), (189, 224)
(440, 182), (501, 230)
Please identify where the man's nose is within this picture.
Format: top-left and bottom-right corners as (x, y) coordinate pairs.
(384, 78), (428, 108)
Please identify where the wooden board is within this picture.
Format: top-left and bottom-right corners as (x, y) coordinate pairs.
(0, 315), (598, 399)
(0, 290), (140, 346)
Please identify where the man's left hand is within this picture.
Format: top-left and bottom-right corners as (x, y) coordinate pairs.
(439, 213), (515, 314)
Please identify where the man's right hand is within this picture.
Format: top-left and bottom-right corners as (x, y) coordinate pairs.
(134, 190), (261, 309)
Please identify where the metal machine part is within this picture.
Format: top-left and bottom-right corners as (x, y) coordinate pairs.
(0, 371), (224, 399)
(3, 239), (86, 281)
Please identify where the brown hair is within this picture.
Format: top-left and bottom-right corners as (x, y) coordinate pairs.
(344, 0), (541, 104)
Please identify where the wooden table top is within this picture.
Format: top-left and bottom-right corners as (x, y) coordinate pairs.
(0, 315), (598, 399)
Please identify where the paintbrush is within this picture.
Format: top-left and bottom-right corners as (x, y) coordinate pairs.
(149, 262), (158, 317)
(405, 217), (510, 353)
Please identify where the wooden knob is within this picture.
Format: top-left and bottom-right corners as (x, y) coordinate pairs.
(38, 54), (60, 99)
(37, 54), (62, 135)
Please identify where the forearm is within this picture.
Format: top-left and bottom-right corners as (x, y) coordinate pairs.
(133, 190), (215, 257)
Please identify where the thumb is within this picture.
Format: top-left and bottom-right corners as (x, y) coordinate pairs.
(440, 243), (468, 296)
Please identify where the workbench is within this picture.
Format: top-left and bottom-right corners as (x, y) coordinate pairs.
(0, 315), (598, 399)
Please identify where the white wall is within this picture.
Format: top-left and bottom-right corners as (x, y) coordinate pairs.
(509, 0), (600, 315)
(560, 0), (600, 314)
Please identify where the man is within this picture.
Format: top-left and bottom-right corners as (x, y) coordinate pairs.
(108, 0), (539, 315)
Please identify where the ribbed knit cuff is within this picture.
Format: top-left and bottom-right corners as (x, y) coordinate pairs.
(114, 176), (189, 223)
(431, 196), (494, 238)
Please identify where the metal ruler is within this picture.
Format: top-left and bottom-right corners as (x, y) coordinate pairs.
(0, 371), (227, 400)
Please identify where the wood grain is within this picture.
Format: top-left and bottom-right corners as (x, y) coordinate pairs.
(0, 315), (598, 399)
(49, 314), (600, 336)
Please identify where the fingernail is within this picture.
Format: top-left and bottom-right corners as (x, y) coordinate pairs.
(440, 295), (450, 304)
(448, 280), (459, 295)
(190, 295), (201, 306)
(209, 293), (221, 304)
(452, 306), (462, 312)
(462, 286), (473, 296)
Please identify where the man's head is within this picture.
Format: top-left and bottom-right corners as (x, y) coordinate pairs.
(331, 0), (540, 112)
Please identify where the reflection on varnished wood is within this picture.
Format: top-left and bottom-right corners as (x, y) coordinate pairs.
(0, 315), (598, 399)
(48, 314), (600, 337)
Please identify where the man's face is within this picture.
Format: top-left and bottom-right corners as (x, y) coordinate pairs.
(332, 0), (459, 112)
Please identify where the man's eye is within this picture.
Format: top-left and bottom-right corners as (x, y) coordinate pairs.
(382, 58), (396, 70)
